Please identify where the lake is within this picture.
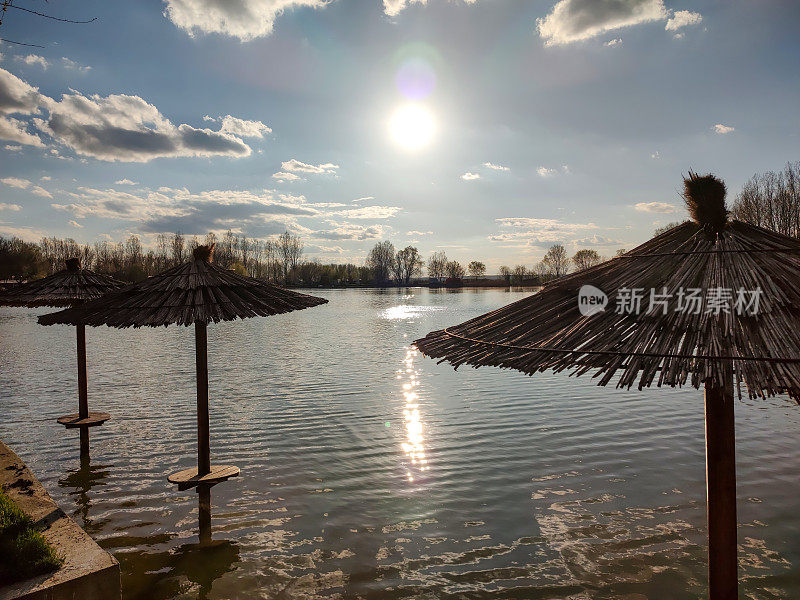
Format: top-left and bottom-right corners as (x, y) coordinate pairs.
(1, 287), (798, 599)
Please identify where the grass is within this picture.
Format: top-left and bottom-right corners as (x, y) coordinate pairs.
(0, 488), (63, 586)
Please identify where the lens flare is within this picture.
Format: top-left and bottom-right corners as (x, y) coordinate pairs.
(395, 58), (436, 100)
(388, 104), (436, 150)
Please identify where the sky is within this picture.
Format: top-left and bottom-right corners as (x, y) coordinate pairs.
(0, 0), (798, 271)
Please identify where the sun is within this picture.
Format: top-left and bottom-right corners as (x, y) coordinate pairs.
(388, 104), (436, 150)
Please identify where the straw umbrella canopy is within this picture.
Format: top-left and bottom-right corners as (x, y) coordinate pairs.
(38, 245), (328, 493)
(415, 173), (800, 600)
(0, 258), (124, 428)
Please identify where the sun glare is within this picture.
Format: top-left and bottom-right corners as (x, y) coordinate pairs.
(388, 104), (436, 150)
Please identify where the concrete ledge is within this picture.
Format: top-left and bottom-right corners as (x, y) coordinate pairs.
(0, 441), (120, 600)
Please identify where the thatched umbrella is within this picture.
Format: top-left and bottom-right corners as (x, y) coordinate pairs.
(38, 245), (328, 539)
(0, 258), (124, 430)
(415, 173), (800, 600)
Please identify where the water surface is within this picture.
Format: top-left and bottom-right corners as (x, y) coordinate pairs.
(1, 288), (798, 599)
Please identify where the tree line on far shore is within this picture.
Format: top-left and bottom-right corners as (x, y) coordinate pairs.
(2, 161), (796, 286)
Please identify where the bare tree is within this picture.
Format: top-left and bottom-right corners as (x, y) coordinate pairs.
(170, 232), (185, 265)
(445, 260), (465, 279)
(393, 246), (423, 286)
(499, 265), (511, 284)
(427, 251), (448, 279)
(366, 240), (396, 285)
(572, 249), (600, 271)
(277, 231), (303, 284)
(731, 162), (800, 238)
(467, 261), (486, 278)
(512, 264), (528, 285)
(542, 244), (570, 278)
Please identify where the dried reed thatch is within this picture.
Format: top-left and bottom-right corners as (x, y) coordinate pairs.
(0, 258), (124, 308)
(415, 174), (800, 401)
(38, 245), (327, 328)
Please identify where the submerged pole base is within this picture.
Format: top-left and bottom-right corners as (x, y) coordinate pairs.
(167, 464), (240, 491)
(57, 412), (111, 428)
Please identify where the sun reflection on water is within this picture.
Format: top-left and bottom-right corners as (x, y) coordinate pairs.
(398, 347), (429, 482)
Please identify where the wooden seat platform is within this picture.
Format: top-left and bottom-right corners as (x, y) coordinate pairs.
(168, 465), (240, 490)
(57, 412), (111, 428)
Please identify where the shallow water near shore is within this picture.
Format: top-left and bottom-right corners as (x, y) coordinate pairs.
(1, 287), (799, 599)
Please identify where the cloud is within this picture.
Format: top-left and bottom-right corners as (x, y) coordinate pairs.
(163, 0), (328, 41)
(483, 162), (510, 171)
(665, 10), (702, 31)
(537, 166), (557, 177)
(314, 222), (387, 241)
(712, 123), (734, 134)
(0, 68), (47, 115)
(0, 202), (21, 211)
(634, 201), (677, 213)
(604, 38), (622, 46)
(40, 91), (253, 162)
(383, 0), (477, 17)
(16, 55), (49, 69)
(461, 172), (480, 180)
(0, 176), (30, 189)
(205, 114), (272, 138)
(30, 185), (53, 198)
(335, 205), (401, 219)
(4, 144), (22, 151)
(69, 220), (83, 228)
(490, 217), (599, 247)
(61, 57), (92, 73)
(272, 171), (302, 181)
(407, 230), (433, 236)
(573, 234), (622, 246)
(0, 115), (44, 147)
(40, 176), (52, 181)
(115, 178), (138, 185)
(537, 0), (667, 46)
(352, 196), (375, 203)
(281, 158), (338, 174)
(52, 185), (317, 235)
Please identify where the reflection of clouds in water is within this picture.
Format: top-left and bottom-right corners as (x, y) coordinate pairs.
(381, 305), (444, 321)
(399, 348), (429, 482)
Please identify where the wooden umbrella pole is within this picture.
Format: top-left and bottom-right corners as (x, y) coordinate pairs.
(198, 484), (212, 545)
(195, 321), (211, 477)
(76, 324), (89, 419)
(704, 373), (738, 600)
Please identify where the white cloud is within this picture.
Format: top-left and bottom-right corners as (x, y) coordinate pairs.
(313, 222), (387, 241)
(604, 38), (622, 47)
(491, 217), (600, 248)
(665, 10), (702, 31)
(69, 220), (83, 228)
(61, 57), (92, 72)
(40, 91), (253, 162)
(163, 0), (327, 41)
(407, 230), (433, 236)
(0, 68), (47, 115)
(712, 123), (734, 134)
(461, 172), (480, 180)
(352, 196), (375, 203)
(30, 185), (53, 198)
(672, 32), (684, 39)
(483, 161), (510, 171)
(537, 166), (557, 177)
(281, 158), (338, 174)
(650, 151), (660, 159)
(573, 234), (622, 246)
(635, 201), (677, 213)
(0, 203), (21, 211)
(383, 0), (477, 17)
(537, 0), (667, 46)
(335, 205), (401, 219)
(0, 116), (43, 147)
(16, 54), (49, 69)
(40, 176), (52, 181)
(205, 114), (272, 138)
(0, 177), (30, 189)
(4, 144), (22, 151)
(272, 171), (302, 181)
(115, 178), (138, 185)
